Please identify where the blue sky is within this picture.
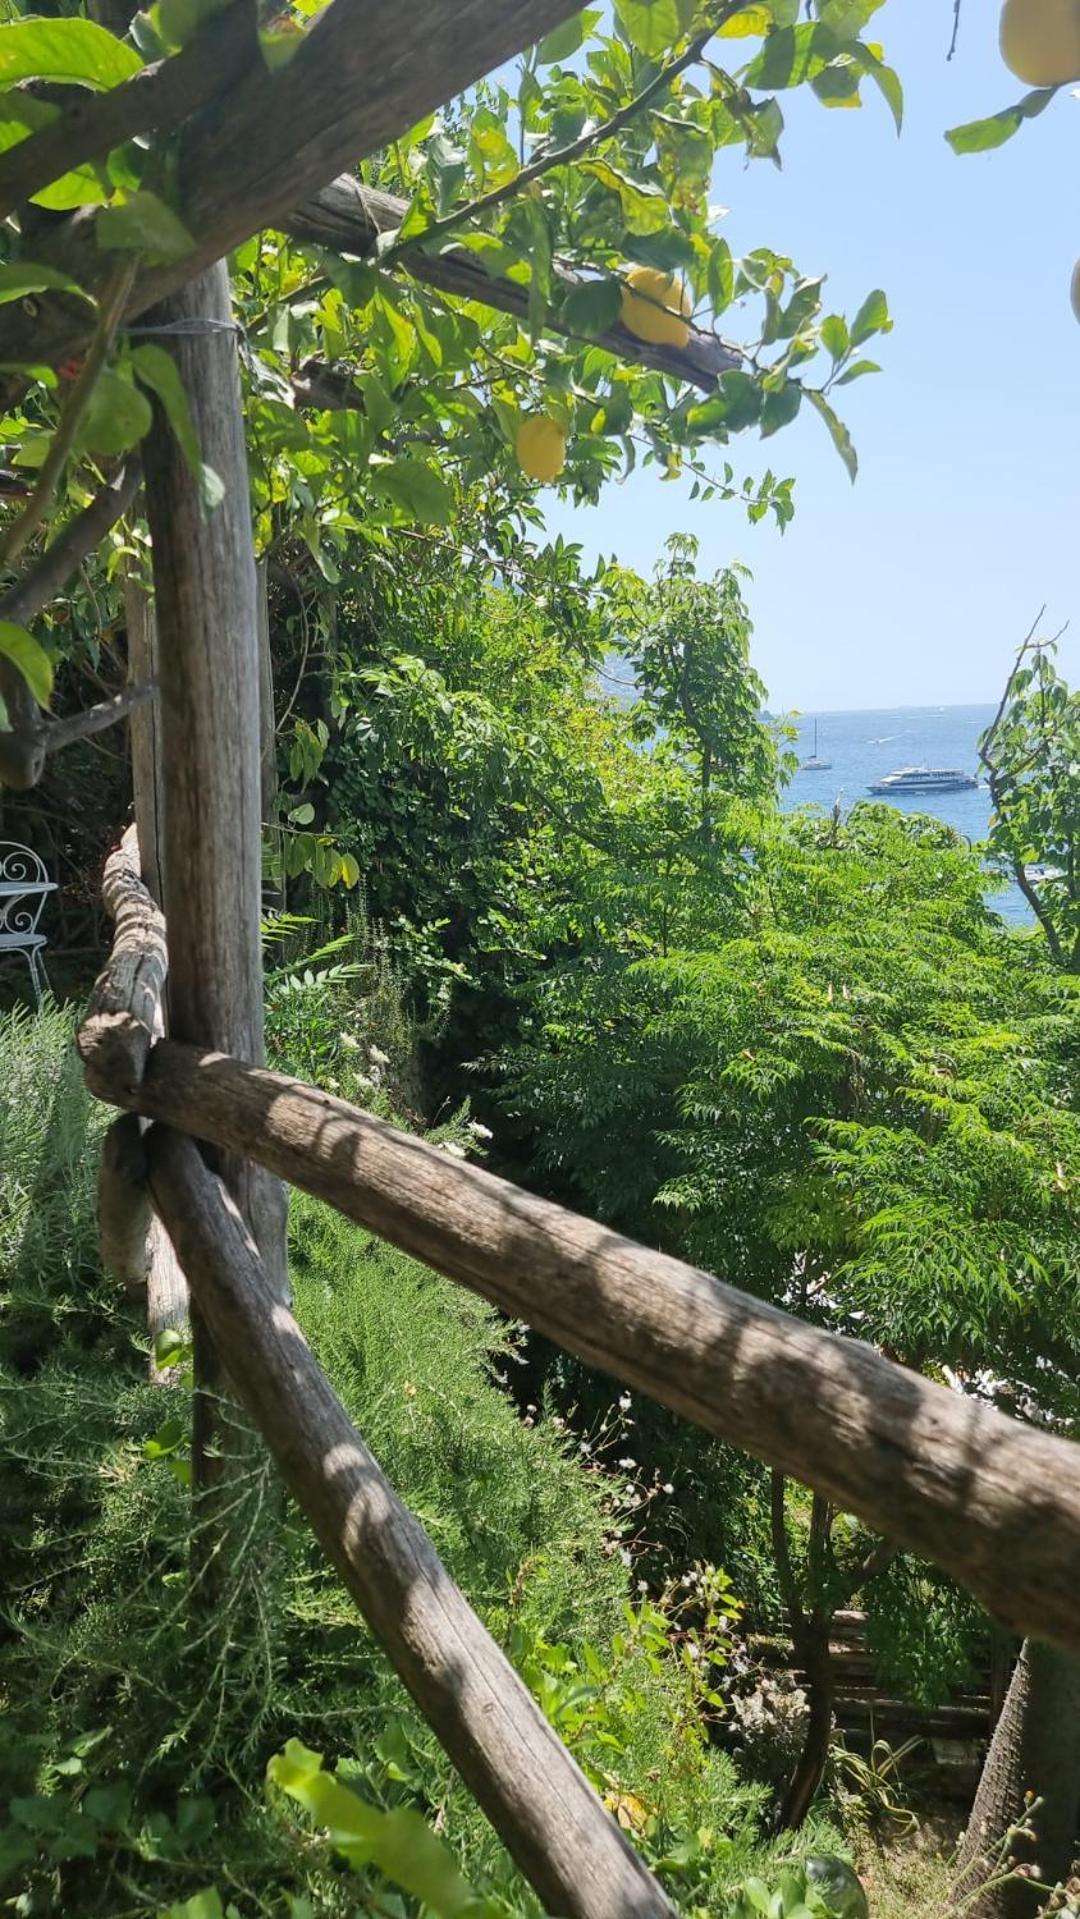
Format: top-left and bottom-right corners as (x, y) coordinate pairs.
(542, 7), (1079, 711)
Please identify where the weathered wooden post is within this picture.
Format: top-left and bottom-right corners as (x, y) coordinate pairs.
(119, 575), (189, 1358)
(140, 261), (287, 1584)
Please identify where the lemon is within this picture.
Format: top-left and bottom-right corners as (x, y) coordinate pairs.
(1000, 0), (1080, 86)
(515, 415), (567, 483)
(619, 266), (692, 348)
(1071, 260), (1080, 323)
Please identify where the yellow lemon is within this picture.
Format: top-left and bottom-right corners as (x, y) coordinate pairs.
(1071, 259), (1080, 323)
(1000, 0), (1080, 86)
(620, 266), (692, 348)
(515, 415), (567, 483)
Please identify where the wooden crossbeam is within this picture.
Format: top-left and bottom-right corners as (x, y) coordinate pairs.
(144, 1122), (674, 1919)
(0, 0), (584, 380)
(285, 178), (740, 395)
(80, 1039), (1080, 1656)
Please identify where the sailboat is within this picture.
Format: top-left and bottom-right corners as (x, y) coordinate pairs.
(800, 719), (832, 772)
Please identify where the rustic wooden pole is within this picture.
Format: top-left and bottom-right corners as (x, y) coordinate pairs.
(80, 825), (168, 1097)
(98, 1112), (153, 1293)
(144, 1122), (672, 1919)
(140, 263), (288, 1580)
(106, 1042), (1080, 1655)
(125, 569), (167, 909)
(80, 823), (187, 1362)
(123, 575), (191, 1355)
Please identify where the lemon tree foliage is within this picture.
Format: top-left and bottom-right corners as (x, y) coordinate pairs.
(0, 0), (899, 748)
(947, 0), (1080, 154)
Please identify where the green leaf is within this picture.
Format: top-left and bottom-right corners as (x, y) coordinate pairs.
(849, 286), (890, 345)
(143, 1415), (187, 1460)
(153, 1328), (192, 1372)
(806, 386), (857, 480)
(834, 356), (880, 385)
(369, 459), (453, 526)
(760, 379), (802, 437)
(77, 366), (153, 455)
(946, 87), (1055, 155)
(561, 276), (622, 339)
(267, 1741), (481, 1917)
(0, 18), (142, 88)
(820, 312), (849, 361)
(852, 43), (903, 132)
(742, 22), (844, 91)
(97, 190), (193, 263)
(715, 6), (778, 36)
(0, 261), (94, 306)
(537, 9), (600, 61)
(613, 0), (683, 56)
(0, 622), (53, 708)
(161, 1892), (226, 1919)
(131, 343), (202, 479)
(581, 158), (669, 235)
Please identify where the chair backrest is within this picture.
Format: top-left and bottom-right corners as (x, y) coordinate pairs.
(0, 842), (50, 940)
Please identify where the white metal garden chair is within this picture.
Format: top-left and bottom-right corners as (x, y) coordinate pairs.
(0, 841), (56, 1004)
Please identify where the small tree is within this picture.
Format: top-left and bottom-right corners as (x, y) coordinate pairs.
(980, 623), (1080, 970)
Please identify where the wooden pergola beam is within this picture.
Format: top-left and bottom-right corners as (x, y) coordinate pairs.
(87, 1038), (1080, 1657)
(285, 178), (740, 394)
(0, 0), (584, 380)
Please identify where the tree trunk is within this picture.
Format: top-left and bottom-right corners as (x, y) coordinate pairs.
(952, 1640), (1080, 1917)
(141, 261), (288, 1592)
(776, 1610), (835, 1832)
(769, 1475), (837, 1833)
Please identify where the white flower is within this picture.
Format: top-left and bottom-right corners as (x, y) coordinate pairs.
(662, 1482), (674, 1495)
(618, 1393), (632, 1411)
(619, 1547), (632, 1567)
(354, 1074), (375, 1093)
(368, 1044), (390, 1067)
(617, 1458), (636, 1471)
(438, 1140), (467, 1159)
(340, 1032), (361, 1051)
(468, 1120), (493, 1140)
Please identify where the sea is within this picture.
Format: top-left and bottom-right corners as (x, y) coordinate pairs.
(784, 703), (1030, 927)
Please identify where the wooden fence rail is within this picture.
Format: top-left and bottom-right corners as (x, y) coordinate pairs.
(84, 1035), (1080, 1655)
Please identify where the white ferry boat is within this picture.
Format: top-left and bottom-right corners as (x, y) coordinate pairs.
(868, 766), (979, 796)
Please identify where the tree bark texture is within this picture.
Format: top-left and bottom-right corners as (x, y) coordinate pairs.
(145, 1122), (673, 1919)
(79, 824), (168, 1098)
(95, 1039), (1080, 1655)
(952, 1641), (1080, 1918)
(121, 580), (191, 1353)
(140, 263), (288, 1582)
